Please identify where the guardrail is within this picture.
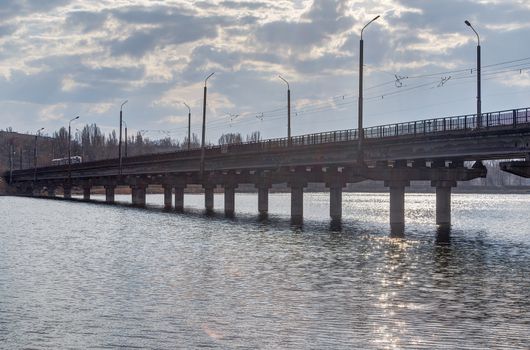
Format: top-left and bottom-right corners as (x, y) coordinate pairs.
(8, 107), (530, 177)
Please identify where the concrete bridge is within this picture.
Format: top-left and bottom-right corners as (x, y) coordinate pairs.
(5, 107), (530, 234)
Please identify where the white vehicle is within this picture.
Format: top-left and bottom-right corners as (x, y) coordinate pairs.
(51, 156), (82, 166)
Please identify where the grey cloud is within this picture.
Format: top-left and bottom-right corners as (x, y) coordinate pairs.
(108, 6), (223, 57)
(255, 0), (353, 49)
(65, 11), (109, 33)
(0, 24), (16, 37)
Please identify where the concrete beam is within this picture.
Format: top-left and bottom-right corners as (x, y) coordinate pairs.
(289, 181), (306, 224)
(83, 186), (91, 201)
(500, 160), (530, 178)
(174, 186), (184, 212)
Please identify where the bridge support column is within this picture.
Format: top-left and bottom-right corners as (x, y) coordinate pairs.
(386, 180), (409, 236)
(256, 184), (270, 216)
(328, 183), (343, 221)
(47, 185), (56, 198)
(105, 184), (116, 203)
(290, 181), (306, 224)
(174, 186), (185, 212)
(63, 184), (72, 199)
(433, 181), (456, 228)
(224, 185), (236, 217)
(163, 185), (172, 210)
(83, 185), (91, 201)
(204, 185), (215, 212)
(131, 184), (147, 207)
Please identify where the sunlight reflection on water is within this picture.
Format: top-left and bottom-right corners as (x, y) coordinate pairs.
(1, 193), (529, 349)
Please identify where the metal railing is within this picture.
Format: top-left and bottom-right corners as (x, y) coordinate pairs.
(8, 107), (530, 178)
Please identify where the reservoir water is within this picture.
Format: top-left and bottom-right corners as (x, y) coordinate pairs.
(1, 193), (529, 349)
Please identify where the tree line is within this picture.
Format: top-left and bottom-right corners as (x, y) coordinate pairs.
(0, 124), (261, 170)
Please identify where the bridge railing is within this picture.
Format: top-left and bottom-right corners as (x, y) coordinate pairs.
(223, 107), (530, 152)
(7, 108), (530, 178)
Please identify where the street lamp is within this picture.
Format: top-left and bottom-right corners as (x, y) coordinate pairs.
(358, 14), (380, 164)
(279, 75), (291, 146)
(183, 102), (191, 150)
(68, 116), (80, 182)
(34, 127), (45, 182)
(123, 120), (128, 158)
(119, 99), (128, 175)
(465, 20), (481, 128)
(200, 72), (215, 177)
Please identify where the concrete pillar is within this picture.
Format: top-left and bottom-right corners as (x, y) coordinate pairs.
(290, 182), (305, 223)
(174, 186), (184, 212)
(386, 181), (409, 235)
(224, 186), (235, 217)
(132, 185), (147, 207)
(433, 181), (456, 228)
(204, 185), (214, 212)
(105, 185), (116, 203)
(47, 186), (56, 197)
(328, 183), (343, 221)
(63, 185), (72, 199)
(83, 186), (91, 201)
(257, 185), (269, 216)
(163, 185), (172, 209)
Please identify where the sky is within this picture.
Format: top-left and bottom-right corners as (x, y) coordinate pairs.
(0, 0), (529, 143)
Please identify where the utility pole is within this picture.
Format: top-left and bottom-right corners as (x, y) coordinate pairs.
(184, 102), (191, 150)
(123, 120), (128, 158)
(119, 100), (128, 175)
(465, 20), (481, 128)
(358, 15), (380, 164)
(279, 76), (291, 146)
(34, 127), (45, 182)
(9, 143), (13, 184)
(68, 116), (80, 183)
(200, 72), (215, 177)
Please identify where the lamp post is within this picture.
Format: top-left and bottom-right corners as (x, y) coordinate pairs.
(279, 75), (291, 146)
(184, 102), (191, 150)
(123, 120), (128, 158)
(119, 100), (128, 175)
(33, 127), (45, 182)
(358, 15), (380, 164)
(68, 116), (80, 182)
(200, 72), (215, 177)
(465, 20), (481, 129)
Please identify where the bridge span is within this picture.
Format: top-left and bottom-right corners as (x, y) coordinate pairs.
(5, 107), (530, 234)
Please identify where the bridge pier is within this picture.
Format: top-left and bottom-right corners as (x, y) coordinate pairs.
(47, 185), (56, 198)
(256, 183), (270, 217)
(290, 181), (306, 224)
(328, 183), (343, 221)
(224, 185), (236, 217)
(174, 186), (185, 212)
(204, 185), (215, 212)
(83, 185), (91, 201)
(433, 181), (456, 228)
(63, 184), (72, 199)
(386, 180), (409, 236)
(163, 185), (172, 209)
(133, 185), (147, 207)
(105, 184), (116, 203)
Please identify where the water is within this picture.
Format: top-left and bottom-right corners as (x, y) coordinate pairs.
(0, 193), (529, 349)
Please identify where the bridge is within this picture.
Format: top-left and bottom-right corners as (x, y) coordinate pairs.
(5, 107), (530, 234)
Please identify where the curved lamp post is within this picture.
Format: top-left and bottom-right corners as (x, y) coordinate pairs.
(68, 116), (80, 182)
(119, 100), (128, 175)
(200, 72), (215, 176)
(358, 15), (380, 164)
(465, 20), (481, 128)
(184, 102), (191, 150)
(33, 127), (45, 182)
(278, 75), (292, 146)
